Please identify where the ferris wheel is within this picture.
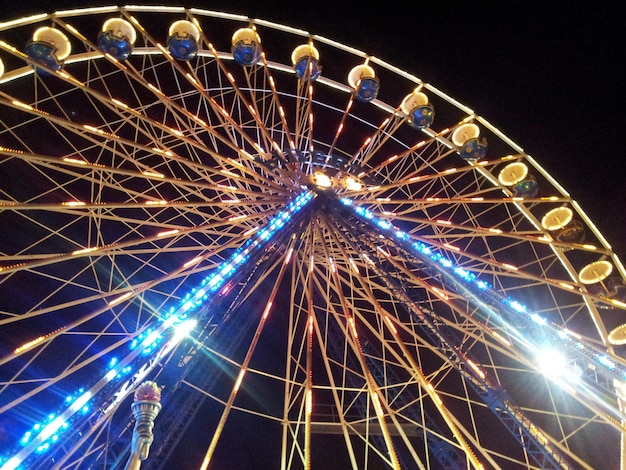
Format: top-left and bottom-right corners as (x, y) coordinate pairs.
(1, 5), (626, 470)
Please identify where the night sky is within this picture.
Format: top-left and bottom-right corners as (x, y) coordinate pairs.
(1, 1), (625, 468)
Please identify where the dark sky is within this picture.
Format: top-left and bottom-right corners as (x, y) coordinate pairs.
(4, 1), (624, 255)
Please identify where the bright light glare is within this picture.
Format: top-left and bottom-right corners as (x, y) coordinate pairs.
(537, 347), (581, 385)
(173, 319), (197, 341)
(312, 172), (332, 188)
(344, 177), (362, 191)
(538, 348), (566, 375)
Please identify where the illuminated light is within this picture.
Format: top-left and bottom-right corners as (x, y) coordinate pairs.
(183, 256), (203, 268)
(610, 299), (626, 309)
(361, 253), (374, 265)
(492, 331), (511, 347)
(582, 244), (597, 250)
(109, 292), (132, 306)
(385, 316), (397, 334)
(70, 391), (92, 412)
(349, 257), (360, 274)
(502, 263), (518, 271)
(262, 301), (273, 320)
(443, 243), (460, 252)
(541, 206), (573, 231)
(537, 347), (582, 385)
(62, 157), (88, 165)
(579, 260), (613, 284)
(451, 122), (480, 147)
(466, 358), (485, 379)
(62, 201), (86, 206)
(509, 300), (526, 313)
(337, 123), (344, 134)
(597, 354), (616, 370)
(444, 168), (456, 174)
(157, 229), (180, 237)
(145, 200), (167, 205)
(217, 184), (237, 190)
(427, 384), (443, 405)
(240, 150), (255, 160)
(72, 246), (98, 255)
(312, 172), (332, 188)
(348, 317), (358, 338)
(344, 177), (362, 191)
(371, 392), (384, 418)
(220, 169), (239, 178)
(329, 256), (336, 273)
(377, 220), (392, 230)
(431, 286), (449, 300)
(454, 267), (475, 281)
(436, 219), (451, 225)
(83, 124), (104, 134)
(310, 255), (315, 273)
(228, 214), (247, 222)
(173, 319), (197, 341)
(386, 155), (399, 163)
(363, 137), (372, 146)
(306, 390), (313, 415)
(376, 246), (391, 258)
(234, 369), (246, 392)
(142, 170), (165, 178)
(111, 98), (129, 109)
(243, 227), (258, 236)
(559, 282), (575, 290)
(284, 247), (293, 264)
(2, 457), (22, 470)
(39, 416), (66, 441)
(223, 198), (240, 203)
(14, 336), (45, 354)
(169, 127), (184, 137)
(185, 73), (199, 86)
(498, 162), (528, 186)
(11, 99), (34, 111)
(395, 231), (408, 240)
(530, 313), (547, 326)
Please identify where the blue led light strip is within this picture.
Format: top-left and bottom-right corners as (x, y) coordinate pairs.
(1, 190), (314, 470)
(340, 198), (626, 386)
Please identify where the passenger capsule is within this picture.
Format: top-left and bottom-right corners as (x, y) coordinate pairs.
(167, 20), (200, 61)
(97, 18), (136, 61)
(451, 123), (488, 162)
(400, 89), (434, 129)
(291, 44), (321, 81)
(25, 27), (71, 73)
(348, 64), (379, 102)
(232, 28), (260, 66)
